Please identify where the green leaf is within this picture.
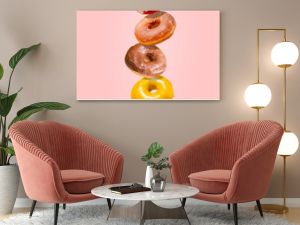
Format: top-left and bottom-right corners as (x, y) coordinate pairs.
(17, 102), (70, 116)
(0, 93), (18, 116)
(141, 154), (151, 162)
(0, 64), (3, 80)
(0, 93), (8, 99)
(2, 147), (15, 156)
(141, 142), (165, 164)
(9, 102), (70, 128)
(148, 142), (164, 158)
(10, 108), (43, 126)
(9, 43), (41, 69)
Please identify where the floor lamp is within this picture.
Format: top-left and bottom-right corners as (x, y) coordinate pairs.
(244, 28), (299, 214)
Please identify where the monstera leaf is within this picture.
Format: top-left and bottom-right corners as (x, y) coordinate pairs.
(9, 43), (41, 69)
(9, 102), (70, 127)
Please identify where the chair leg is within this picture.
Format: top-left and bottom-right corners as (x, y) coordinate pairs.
(63, 204), (66, 210)
(54, 204), (59, 225)
(227, 204), (230, 210)
(29, 200), (37, 217)
(256, 200), (264, 217)
(233, 203), (238, 225)
(181, 198), (187, 208)
(107, 198), (112, 210)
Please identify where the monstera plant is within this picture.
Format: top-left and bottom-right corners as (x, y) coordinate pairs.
(0, 43), (70, 215)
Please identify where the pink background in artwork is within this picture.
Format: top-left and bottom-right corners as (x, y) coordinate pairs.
(77, 11), (220, 100)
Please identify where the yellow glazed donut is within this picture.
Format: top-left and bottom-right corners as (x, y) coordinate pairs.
(131, 76), (174, 99)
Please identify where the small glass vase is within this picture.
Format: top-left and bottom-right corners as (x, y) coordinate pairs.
(150, 171), (166, 192)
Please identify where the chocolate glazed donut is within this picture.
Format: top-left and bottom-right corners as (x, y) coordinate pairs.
(125, 44), (167, 78)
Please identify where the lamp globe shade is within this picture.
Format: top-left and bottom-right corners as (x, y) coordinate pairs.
(244, 83), (272, 108)
(277, 131), (299, 156)
(271, 42), (299, 67)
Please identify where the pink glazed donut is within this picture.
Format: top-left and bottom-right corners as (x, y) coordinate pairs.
(135, 11), (176, 46)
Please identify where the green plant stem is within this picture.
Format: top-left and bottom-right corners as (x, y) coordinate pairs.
(0, 149), (2, 166)
(7, 68), (15, 95)
(2, 119), (6, 143)
(7, 155), (12, 165)
(0, 116), (2, 134)
(0, 117), (3, 165)
(1, 117), (7, 165)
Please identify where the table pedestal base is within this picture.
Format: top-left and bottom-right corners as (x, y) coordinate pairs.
(107, 200), (191, 225)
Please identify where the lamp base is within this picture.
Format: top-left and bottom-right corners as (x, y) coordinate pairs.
(255, 204), (288, 214)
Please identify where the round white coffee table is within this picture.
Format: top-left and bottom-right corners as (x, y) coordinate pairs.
(92, 183), (199, 225)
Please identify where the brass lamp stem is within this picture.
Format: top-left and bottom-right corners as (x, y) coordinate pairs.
(283, 67), (287, 130)
(256, 108), (260, 121)
(282, 155), (287, 207)
(284, 29), (287, 42)
(257, 29), (260, 83)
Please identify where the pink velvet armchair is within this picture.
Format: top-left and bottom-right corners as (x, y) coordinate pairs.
(169, 120), (283, 225)
(9, 120), (124, 225)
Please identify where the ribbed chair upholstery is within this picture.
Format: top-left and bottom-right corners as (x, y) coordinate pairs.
(169, 120), (283, 225)
(9, 120), (124, 225)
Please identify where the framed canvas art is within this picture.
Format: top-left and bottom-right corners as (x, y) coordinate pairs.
(77, 11), (220, 100)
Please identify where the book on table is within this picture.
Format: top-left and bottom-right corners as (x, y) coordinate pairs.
(110, 183), (151, 194)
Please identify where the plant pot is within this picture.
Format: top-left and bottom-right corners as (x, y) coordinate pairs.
(0, 165), (20, 215)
